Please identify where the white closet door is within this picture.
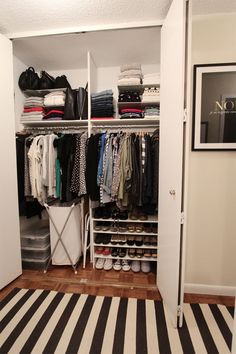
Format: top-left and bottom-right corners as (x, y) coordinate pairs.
(0, 34), (22, 289)
(157, 0), (187, 327)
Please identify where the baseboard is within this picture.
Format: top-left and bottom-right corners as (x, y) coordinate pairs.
(184, 283), (236, 297)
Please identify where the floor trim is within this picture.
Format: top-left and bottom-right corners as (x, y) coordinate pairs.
(185, 283), (236, 297)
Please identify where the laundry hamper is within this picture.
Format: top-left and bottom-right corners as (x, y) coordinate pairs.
(45, 202), (82, 272)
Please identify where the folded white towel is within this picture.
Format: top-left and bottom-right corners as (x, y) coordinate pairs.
(118, 77), (141, 86)
(120, 63), (141, 73)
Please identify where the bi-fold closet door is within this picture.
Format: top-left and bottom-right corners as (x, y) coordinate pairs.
(0, 0), (188, 328)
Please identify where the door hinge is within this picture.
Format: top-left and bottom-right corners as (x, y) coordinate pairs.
(183, 108), (187, 122)
(180, 212), (185, 224)
(177, 305), (182, 317)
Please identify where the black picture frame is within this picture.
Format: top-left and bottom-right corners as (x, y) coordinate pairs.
(192, 63), (236, 151)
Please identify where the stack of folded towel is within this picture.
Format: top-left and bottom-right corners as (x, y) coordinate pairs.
(91, 90), (114, 119)
(118, 63), (143, 86)
(43, 90), (66, 120)
(144, 107), (160, 119)
(143, 73), (160, 86)
(142, 87), (160, 103)
(21, 96), (44, 123)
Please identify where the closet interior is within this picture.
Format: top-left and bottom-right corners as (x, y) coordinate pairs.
(13, 26), (161, 285)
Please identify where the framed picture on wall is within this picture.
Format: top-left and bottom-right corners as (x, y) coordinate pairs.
(192, 63), (236, 150)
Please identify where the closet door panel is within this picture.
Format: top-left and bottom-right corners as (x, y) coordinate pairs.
(0, 34), (22, 289)
(157, 0), (186, 327)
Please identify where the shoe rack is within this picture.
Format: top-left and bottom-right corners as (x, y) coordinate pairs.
(91, 211), (158, 273)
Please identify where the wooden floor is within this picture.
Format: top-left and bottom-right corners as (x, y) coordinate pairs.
(0, 262), (234, 306)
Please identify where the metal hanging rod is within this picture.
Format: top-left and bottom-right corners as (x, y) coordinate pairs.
(91, 124), (159, 129)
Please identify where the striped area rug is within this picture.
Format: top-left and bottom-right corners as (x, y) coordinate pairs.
(0, 288), (234, 354)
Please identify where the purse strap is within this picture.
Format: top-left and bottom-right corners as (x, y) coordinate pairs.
(79, 82), (88, 119)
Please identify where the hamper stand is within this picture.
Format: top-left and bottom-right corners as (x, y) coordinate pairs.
(44, 201), (81, 274)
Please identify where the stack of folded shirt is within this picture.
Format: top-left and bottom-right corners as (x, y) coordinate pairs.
(142, 87), (160, 103)
(144, 107), (160, 119)
(120, 108), (144, 119)
(21, 96), (44, 123)
(43, 108), (64, 120)
(118, 63), (143, 86)
(118, 91), (141, 102)
(91, 90), (114, 119)
(143, 73), (160, 86)
(43, 90), (65, 120)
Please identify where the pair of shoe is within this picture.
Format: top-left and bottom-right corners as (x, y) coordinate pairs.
(95, 247), (111, 256)
(94, 206), (111, 219)
(131, 260), (151, 273)
(129, 208), (148, 221)
(143, 236), (157, 246)
(113, 259), (130, 271)
(111, 208), (128, 220)
(94, 234), (111, 245)
(95, 258), (113, 270)
(111, 247), (126, 257)
(111, 235), (127, 245)
(128, 248), (144, 258)
(94, 222), (110, 231)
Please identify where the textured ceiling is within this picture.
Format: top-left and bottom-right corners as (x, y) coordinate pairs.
(0, 0), (171, 37)
(0, 0), (235, 38)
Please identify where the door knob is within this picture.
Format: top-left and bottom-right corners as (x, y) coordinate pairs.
(169, 189), (176, 196)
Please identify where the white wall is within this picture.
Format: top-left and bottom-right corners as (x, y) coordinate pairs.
(185, 13), (236, 293)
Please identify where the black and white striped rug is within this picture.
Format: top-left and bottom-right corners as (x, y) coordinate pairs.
(0, 288), (234, 354)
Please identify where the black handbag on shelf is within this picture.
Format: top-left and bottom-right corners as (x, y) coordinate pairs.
(64, 88), (76, 120)
(75, 83), (88, 120)
(54, 75), (71, 89)
(18, 67), (40, 91)
(39, 71), (55, 89)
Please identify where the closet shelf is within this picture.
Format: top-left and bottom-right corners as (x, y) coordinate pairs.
(90, 118), (159, 126)
(94, 231), (158, 236)
(118, 101), (160, 109)
(23, 88), (67, 97)
(94, 243), (157, 249)
(94, 254), (158, 262)
(92, 215), (158, 223)
(22, 119), (88, 127)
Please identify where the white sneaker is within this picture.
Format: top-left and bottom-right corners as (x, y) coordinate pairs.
(103, 258), (113, 271)
(95, 258), (105, 270)
(141, 261), (151, 273)
(131, 260), (141, 272)
(122, 260), (130, 271)
(113, 259), (122, 271)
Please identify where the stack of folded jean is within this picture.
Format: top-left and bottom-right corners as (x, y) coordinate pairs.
(21, 96), (44, 123)
(143, 73), (160, 86)
(142, 87), (160, 103)
(91, 90), (114, 119)
(120, 108), (144, 119)
(118, 63), (143, 86)
(144, 107), (160, 119)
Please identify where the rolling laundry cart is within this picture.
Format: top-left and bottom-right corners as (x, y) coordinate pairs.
(44, 200), (83, 274)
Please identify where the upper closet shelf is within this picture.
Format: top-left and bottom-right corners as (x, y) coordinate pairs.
(23, 88), (67, 98)
(90, 118), (159, 126)
(118, 83), (160, 93)
(21, 119), (88, 127)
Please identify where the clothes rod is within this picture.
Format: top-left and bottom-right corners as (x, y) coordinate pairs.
(92, 124), (159, 129)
